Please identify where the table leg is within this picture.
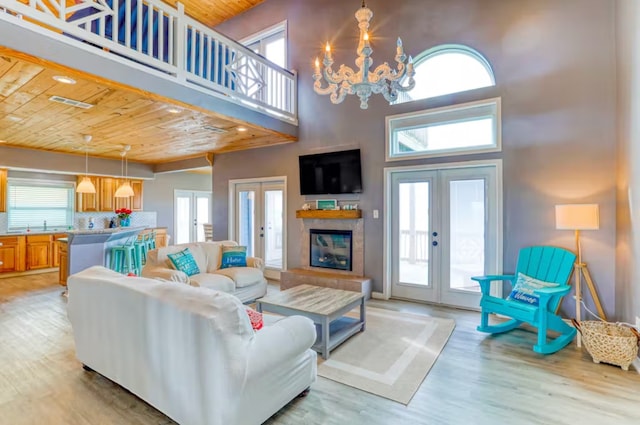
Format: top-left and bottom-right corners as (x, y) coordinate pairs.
(322, 316), (330, 360)
(256, 302), (263, 313)
(360, 298), (366, 332)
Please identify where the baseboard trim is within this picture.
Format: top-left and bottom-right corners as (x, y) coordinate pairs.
(372, 291), (389, 300)
(0, 267), (58, 279)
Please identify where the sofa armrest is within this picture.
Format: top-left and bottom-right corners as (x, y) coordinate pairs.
(247, 315), (316, 375)
(141, 266), (189, 284)
(247, 256), (264, 271)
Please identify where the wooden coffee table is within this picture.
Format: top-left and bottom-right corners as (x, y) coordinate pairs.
(256, 284), (365, 359)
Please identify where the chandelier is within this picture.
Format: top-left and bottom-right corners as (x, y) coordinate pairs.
(313, 1), (416, 109)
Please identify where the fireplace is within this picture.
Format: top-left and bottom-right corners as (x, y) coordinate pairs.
(309, 229), (353, 271)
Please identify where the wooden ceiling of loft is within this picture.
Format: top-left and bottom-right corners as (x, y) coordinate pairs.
(164, 0), (264, 26)
(0, 50), (296, 164)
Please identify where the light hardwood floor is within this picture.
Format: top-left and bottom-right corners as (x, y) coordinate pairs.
(1, 273), (639, 425)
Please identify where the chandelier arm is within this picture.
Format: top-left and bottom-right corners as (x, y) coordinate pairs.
(313, 77), (339, 96)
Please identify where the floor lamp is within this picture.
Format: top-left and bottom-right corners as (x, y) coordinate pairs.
(555, 204), (607, 347)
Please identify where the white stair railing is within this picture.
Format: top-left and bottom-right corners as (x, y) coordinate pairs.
(0, 0), (297, 124)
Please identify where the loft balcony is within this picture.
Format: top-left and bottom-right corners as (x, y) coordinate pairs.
(0, 0), (297, 167)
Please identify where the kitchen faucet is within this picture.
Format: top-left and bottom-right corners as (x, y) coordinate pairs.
(43, 220), (47, 231)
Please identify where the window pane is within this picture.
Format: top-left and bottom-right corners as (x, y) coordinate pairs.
(395, 117), (494, 154)
(7, 181), (74, 229)
(388, 98), (500, 159)
(265, 37), (285, 68)
(449, 179), (485, 292)
(394, 46), (495, 104)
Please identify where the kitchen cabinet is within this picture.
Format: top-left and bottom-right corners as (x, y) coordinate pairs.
(99, 177), (118, 212)
(58, 240), (68, 286)
(0, 168), (6, 213)
(26, 234), (52, 270)
(130, 180), (144, 211)
(75, 176), (99, 212)
(52, 233), (67, 267)
(76, 176), (144, 213)
(0, 236), (26, 273)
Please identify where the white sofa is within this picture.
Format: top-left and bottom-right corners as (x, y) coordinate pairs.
(141, 241), (267, 303)
(67, 266), (317, 425)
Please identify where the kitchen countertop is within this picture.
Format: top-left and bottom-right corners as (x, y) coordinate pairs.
(0, 226), (166, 236)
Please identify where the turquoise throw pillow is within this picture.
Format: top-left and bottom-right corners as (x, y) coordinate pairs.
(507, 272), (559, 306)
(167, 248), (200, 276)
(221, 245), (247, 269)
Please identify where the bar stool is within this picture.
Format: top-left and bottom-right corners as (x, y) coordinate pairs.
(109, 237), (141, 275)
(146, 231), (156, 251)
(135, 232), (150, 265)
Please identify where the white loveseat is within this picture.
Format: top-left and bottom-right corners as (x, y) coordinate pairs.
(141, 241), (267, 303)
(67, 266), (318, 425)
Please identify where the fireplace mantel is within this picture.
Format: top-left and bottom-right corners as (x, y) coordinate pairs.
(295, 209), (362, 219)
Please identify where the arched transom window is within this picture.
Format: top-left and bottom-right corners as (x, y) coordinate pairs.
(395, 45), (495, 104)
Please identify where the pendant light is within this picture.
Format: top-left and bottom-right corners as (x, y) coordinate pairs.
(114, 145), (134, 198)
(76, 134), (96, 194)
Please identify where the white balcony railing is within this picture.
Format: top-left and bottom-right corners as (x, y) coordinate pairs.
(0, 0), (297, 124)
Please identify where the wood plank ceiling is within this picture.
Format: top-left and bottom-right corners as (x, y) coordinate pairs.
(164, 0), (264, 26)
(0, 49), (295, 164)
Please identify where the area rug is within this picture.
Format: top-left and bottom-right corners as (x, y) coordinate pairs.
(317, 307), (455, 405)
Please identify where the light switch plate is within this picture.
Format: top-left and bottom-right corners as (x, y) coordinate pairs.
(373, 209), (379, 219)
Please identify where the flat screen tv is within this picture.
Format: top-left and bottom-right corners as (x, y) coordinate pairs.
(299, 149), (363, 195)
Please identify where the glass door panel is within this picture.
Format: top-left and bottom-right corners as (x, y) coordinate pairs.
(449, 179), (485, 293)
(237, 189), (256, 257)
(398, 181), (430, 286)
(264, 189), (283, 269)
(175, 194), (191, 245)
(195, 195), (211, 242)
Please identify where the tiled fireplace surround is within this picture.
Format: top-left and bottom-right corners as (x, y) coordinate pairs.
(281, 217), (372, 298)
(300, 219), (364, 275)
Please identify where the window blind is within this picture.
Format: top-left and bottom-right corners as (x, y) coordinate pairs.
(7, 180), (75, 230)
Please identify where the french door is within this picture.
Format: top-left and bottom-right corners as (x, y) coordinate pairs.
(174, 190), (212, 244)
(387, 162), (501, 309)
(230, 178), (286, 279)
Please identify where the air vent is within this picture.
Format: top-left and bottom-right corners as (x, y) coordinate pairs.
(49, 95), (94, 109)
(202, 125), (228, 134)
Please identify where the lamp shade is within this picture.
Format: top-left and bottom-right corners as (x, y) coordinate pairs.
(555, 204), (599, 230)
(76, 176), (96, 194)
(114, 182), (135, 198)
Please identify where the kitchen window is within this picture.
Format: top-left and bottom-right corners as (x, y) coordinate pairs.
(7, 179), (75, 231)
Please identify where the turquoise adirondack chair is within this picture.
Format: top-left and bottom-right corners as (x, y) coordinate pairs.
(472, 246), (577, 354)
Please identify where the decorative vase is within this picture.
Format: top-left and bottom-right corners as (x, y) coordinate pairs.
(120, 217), (131, 227)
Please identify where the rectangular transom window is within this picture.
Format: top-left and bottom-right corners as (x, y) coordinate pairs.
(386, 98), (501, 160)
(7, 179), (75, 230)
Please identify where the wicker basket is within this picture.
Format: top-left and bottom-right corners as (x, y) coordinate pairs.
(573, 320), (640, 371)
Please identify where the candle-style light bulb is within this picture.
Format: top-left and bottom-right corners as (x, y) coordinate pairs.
(325, 42), (331, 52)
(315, 57), (320, 68)
(364, 32), (369, 41)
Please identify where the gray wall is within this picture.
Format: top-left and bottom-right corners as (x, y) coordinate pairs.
(616, 0), (640, 325)
(144, 171), (212, 242)
(214, 0), (618, 318)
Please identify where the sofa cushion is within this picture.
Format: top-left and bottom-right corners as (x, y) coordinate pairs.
(155, 244), (208, 272)
(221, 245), (248, 269)
(190, 272), (235, 293)
(215, 267), (263, 288)
(167, 248), (201, 277)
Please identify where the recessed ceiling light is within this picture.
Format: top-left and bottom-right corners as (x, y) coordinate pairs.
(52, 75), (76, 84)
(237, 126), (248, 132)
(167, 107), (181, 114)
